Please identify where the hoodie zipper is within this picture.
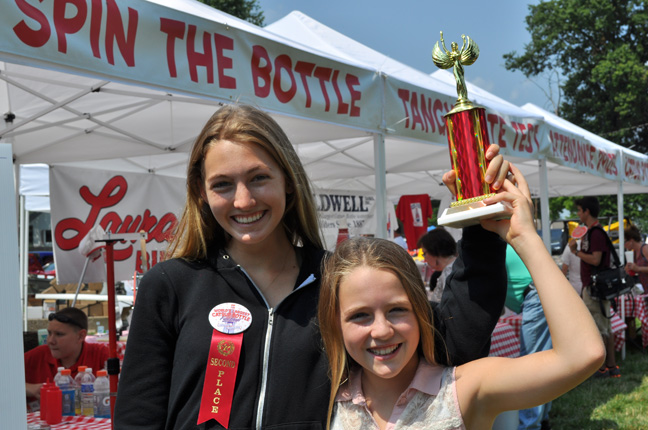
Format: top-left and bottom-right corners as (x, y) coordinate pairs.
(236, 266), (316, 429)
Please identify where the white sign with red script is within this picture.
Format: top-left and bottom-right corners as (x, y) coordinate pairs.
(50, 166), (185, 284)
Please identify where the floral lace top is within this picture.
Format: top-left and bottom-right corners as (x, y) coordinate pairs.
(332, 360), (465, 430)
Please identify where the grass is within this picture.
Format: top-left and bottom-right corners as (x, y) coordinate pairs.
(549, 344), (648, 429)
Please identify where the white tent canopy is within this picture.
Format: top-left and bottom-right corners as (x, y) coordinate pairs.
(266, 11), (648, 197)
(265, 11), (546, 199)
(5, 5), (646, 205)
(264, 10), (648, 253)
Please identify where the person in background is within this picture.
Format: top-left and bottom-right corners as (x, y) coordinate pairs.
(114, 104), (513, 429)
(317, 165), (604, 430)
(561, 241), (582, 295)
(24, 307), (109, 409)
(506, 245), (553, 430)
(624, 224), (648, 290)
(623, 225), (647, 343)
(504, 244), (531, 315)
(417, 227), (457, 302)
(569, 196), (620, 378)
(391, 225), (408, 250)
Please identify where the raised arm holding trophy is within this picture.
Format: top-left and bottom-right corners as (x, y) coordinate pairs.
(433, 31), (513, 228)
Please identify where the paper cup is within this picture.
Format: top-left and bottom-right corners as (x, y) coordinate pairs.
(625, 251), (634, 264)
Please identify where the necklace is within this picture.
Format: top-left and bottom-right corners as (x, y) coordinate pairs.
(266, 249), (292, 290)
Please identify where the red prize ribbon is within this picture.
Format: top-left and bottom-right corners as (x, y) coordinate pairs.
(197, 330), (243, 428)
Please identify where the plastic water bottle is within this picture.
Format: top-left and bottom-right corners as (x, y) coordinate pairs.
(74, 365), (87, 414)
(93, 370), (110, 418)
(52, 366), (64, 386)
(56, 368), (75, 416)
(80, 367), (96, 416)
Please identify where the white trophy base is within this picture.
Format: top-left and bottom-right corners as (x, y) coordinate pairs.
(437, 201), (512, 229)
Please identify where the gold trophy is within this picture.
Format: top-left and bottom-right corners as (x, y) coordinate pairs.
(433, 32), (512, 228)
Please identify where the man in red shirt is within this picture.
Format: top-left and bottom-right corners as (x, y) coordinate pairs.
(25, 307), (109, 407)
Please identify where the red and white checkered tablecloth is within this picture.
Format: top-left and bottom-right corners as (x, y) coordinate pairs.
(492, 312), (627, 354)
(614, 293), (648, 348)
(611, 314), (628, 352)
(498, 314), (522, 339)
(27, 412), (111, 429)
(489, 321), (520, 358)
(85, 336), (127, 361)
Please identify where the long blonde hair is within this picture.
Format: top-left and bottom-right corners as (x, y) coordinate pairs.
(318, 237), (437, 429)
(167, 104), (323, 259)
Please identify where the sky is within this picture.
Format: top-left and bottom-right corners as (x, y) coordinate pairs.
(257, 0), (552, 111)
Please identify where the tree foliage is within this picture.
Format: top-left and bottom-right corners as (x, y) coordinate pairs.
(504, 0), (648, 152)
(506, 1), (648, 232)
(544, 194), (648, 232)
(197, 0), (264, 26)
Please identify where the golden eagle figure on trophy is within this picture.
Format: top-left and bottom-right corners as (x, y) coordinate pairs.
(432, 32), (479, 114)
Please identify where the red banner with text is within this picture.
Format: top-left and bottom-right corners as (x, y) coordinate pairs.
(1, 0), (381, 131)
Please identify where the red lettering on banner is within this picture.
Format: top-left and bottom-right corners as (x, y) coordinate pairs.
(396, 89), (447, 135)
(625, 158), (648, 183)
(53, 0), (87, 54)
(160, 18), (184, 78)
(313, 66), (333, 111)
(509, 121), (539, 154)
(250, 45), (361, 116)
(295, 61), (315, 107)
(346, 75), (361, 116)
(54, 176), (177, 265)
(104, 0), (137, 66)
(486, 114), (506, 147)
(135, 250), (163, 272)
(13, 0), (51, 48)
(332, 70), (349, 114)
(160, 18), (184, 77)
(550, 130), (596, 170)
(12, 0), (137, 65)
(213, 33), (236, 88)
(435, 99), (449, 136)
(419, 95), (436, 134)
(89, 0), (102, 58)
(186, 24), (213, 83)
(251, 45), (272, 97)
(498, 123), (507, 147)
(511, 122), (521, 151)
(409, 93), (424, 131)
(160, 18), (236, 88)
(596, 150), (618, 176)
(397, 89), (411, 128)
(274, 54), (297, 103)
